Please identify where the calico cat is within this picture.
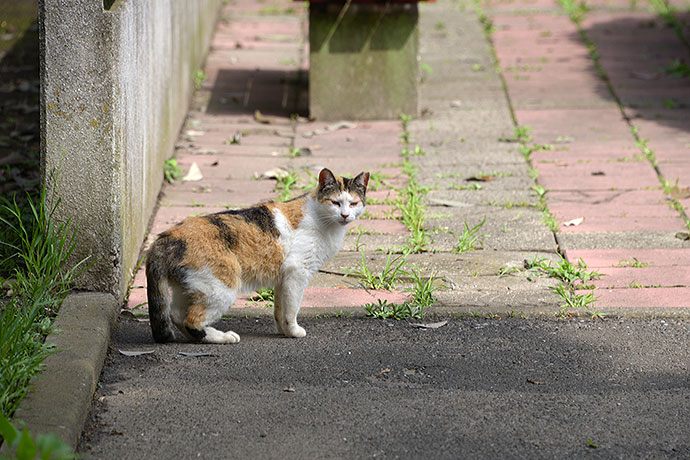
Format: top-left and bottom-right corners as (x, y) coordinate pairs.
(146, 168), (369, 344)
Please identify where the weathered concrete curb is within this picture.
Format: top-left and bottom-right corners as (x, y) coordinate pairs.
(9, 293), (119, 450)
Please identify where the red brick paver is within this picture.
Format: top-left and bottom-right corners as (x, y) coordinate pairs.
(488, 0), (690, 309)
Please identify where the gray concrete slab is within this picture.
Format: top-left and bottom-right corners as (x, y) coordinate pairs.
(427, 207), (556, 252)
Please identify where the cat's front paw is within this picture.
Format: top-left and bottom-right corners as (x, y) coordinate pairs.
(283, 324), (306, 338)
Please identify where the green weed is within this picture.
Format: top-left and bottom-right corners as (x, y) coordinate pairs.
(401, 145), (426, 157)
(0, 413), (75, 459)
(248, 287), (274, 308)
(405, 268), (439, 309)
(164, 158), (183, 183)
(0, 189), (89, 418)
(193, 69), (207, 90)
(524, 254), (600, 285)
(558, 0), (590, 23)
(499, 125), (532, 143)
(665, 59), (690, 78)
(368, 172), (390, 191)
(452, 217), (487, 253)
(616, 257), (650, 267)
(394, 169), (431, 253)
(275, 170), (299, 201)
(552, 284), (600, 318)
(363, 299), (424, 320)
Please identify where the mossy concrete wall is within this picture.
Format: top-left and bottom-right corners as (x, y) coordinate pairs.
(309, 2), (419, 120)
(39, 0), (221, 298)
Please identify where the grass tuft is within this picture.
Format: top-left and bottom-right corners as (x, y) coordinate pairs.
(347, 250), (409, 291)
(0, 189), (89, 418)
(452, 217), (487, 253)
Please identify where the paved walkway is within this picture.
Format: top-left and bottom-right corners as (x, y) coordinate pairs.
(126, 0), (690, 317)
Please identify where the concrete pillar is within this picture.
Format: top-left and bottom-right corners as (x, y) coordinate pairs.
(309, 2), (419, 121)
(39, 0), (221, 298)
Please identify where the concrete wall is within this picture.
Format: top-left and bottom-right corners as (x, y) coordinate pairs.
(40, 0), (221, 298)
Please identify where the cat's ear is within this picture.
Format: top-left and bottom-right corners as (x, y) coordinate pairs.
(318, 168), (337, 189)
(354, 171), (369, 190)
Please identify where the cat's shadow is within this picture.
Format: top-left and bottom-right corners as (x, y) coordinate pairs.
(114, 317), (284, 346)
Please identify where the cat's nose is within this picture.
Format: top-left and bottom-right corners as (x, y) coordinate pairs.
(341, 213), (349, 220)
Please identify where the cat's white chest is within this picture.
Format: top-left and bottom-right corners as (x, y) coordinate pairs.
(273, 204), (347, 274)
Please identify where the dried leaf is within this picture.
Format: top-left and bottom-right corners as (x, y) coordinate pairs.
(467, 175), (494, 182)
(254, 110), (272, 124)
(675, 232), (690, 241)
(629, 71), (659, 81)
(185, 130), (205, 137)
(302, 121), (356, 138)
(194, 148), (217, 155)
(375, 368), (391, 377)
(283, 386), (296, 392)
(563, 217), (584, 227)
(260, 167), (289, 180)
(178, 351), (216, 357)
(119, 349), (154, 356)
(527, 378), (546, 385)
(669, 188), (690, 200)
(182, 162), (203, 181)
(428, 198), (472, 208)
(410, 320), (448, 329)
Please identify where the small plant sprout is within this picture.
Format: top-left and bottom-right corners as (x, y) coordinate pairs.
(0, 414), (76, 460)
(420, 62), (433, 76)
(405, 268), (440, 310)
(524, 254), (600, 285)
(499, 125), (533, 143)
(275, 170), (299, 201)
(531, 184), (548, 200)
(193, 69), (207, 90)
(164, 158), (183, 183)
(367, 172), (390, 191)
(452, 216), (487, 253)
(664, 59), (690, 78)
(248, 287), (275, 308)
(616, 257), (650, 268)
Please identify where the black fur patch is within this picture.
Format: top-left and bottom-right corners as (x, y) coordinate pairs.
(206, 215), (237, 249)
(345, 175), (367, 200)
(162, 237), (186, 263)
(219, 206), (279, 237)
(317, 180), (341, 201)
(186, 326), (206, 341)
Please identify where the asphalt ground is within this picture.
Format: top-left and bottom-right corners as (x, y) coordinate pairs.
(79, 315), (690, 459)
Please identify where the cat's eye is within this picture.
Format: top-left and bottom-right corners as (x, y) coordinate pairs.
(331, 200), (340, 206)
(350, 201), (358, 207)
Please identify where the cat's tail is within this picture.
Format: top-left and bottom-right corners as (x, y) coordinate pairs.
(146, 249), (176, 343)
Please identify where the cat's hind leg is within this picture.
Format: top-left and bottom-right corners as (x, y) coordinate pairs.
(183, 299), (241, 344)
(178, 271), (241, 343)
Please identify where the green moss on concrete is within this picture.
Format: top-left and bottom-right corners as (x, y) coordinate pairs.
(309, 3), (419, 120)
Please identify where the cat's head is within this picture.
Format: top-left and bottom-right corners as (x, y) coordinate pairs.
(315, 168), (369, 226)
